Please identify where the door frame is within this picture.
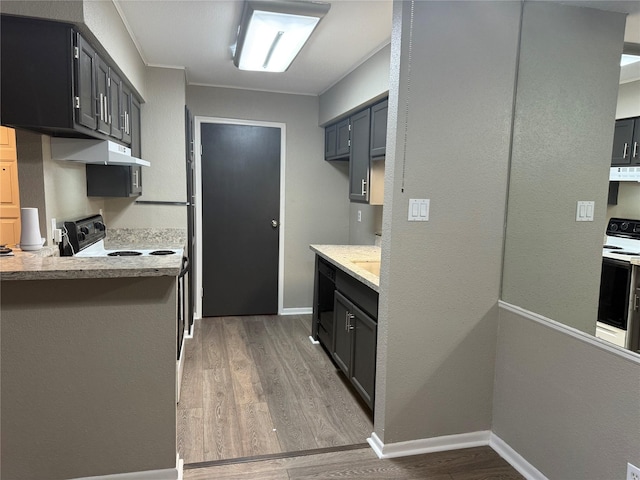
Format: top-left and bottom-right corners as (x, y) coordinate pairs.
(194, 116), (286, 318)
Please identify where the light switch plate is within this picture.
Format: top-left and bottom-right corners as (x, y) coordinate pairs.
(408, 199), (430, 222)
(576, 201), (595, 222)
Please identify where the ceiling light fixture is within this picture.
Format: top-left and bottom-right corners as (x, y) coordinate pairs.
(233, 0), (330, 73)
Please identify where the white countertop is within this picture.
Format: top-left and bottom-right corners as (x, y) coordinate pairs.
(310, 244), (381, 292)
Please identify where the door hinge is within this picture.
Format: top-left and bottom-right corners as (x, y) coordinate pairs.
(348, 139), (351, 147)
(73, 46), (79, 59)
(348, 124), (352, 131)
(200, 144), (203, 156)
(74, 96), (80, 109)
(108, 77), (111, 87)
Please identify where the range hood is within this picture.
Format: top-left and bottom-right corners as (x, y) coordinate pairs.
(50, 138), (150, 167)
(610, 166), (640, 182)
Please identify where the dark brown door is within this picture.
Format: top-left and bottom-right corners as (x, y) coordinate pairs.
(201, 123), (281, 317)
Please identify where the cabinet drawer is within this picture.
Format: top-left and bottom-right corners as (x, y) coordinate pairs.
(335, 269), (378, 320)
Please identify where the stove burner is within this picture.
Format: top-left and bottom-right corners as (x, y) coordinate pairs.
(603, 245), (623, 250)
(108, 251), (143, 257)
(615, 252), (640, 256)
(149, 250), (176, 256)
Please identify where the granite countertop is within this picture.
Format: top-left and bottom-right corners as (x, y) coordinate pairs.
(310, 244), (381, 292)
(0, 243), (182, 281)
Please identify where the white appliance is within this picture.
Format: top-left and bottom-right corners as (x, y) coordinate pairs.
(50, 138), (150, 167)
(19, 207), (45, 251)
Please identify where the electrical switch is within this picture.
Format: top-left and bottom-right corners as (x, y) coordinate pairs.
(408, 199), (430, 222)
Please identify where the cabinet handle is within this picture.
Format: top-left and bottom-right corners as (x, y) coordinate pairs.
(633, 142), (638, 160)
(634, 294), (639, 312)
(104, 96), (109, 124)
(346, 312), (355, 331)
(361, 179), (367, 196)
(623, 142), (629, 159)
(99, 93), (104, 121)
(133, 169), (139, 188)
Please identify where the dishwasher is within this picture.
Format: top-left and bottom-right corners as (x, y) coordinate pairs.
(313, 257), (336, 350)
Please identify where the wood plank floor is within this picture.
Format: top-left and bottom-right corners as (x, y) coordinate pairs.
(183, 445), (524, 480)
(177, 314), (373, 464)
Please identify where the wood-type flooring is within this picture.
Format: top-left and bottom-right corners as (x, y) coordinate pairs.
(183, 445), (524, 480)
(177, 314), (373, 464)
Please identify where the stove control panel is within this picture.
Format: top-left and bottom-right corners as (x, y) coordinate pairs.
(61, 214), (107, 255)
(607, 218), (640, 240)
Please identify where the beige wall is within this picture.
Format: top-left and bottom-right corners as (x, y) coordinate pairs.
(0, 0), (83, 23)
(494, 304), (640, 479)
(319, 44), (390, 126)
(501, 2), (624, 334)
(104, 67), (187, 230)
(349, 203), (383, 245)
(375, 0), (520, 443)
(609, 79), (640, 221)
(186, 86), (350, 309)
(1, 277), (177, 480)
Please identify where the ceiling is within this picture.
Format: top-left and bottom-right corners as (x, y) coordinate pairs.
(114, 0), (640, 96)
(114, 0), (393, 96)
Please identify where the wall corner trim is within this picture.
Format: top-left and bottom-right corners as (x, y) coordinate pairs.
(367, 430), (491, 459)
(368, 431), (547, 480)
(489, 433), (548, 480)
(71, 455), (183, 480)
(281, 307), (313, 315)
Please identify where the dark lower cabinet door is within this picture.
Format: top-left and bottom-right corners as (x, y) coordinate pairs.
(350, 307), (376, 409)
(333, 291), (352, 375)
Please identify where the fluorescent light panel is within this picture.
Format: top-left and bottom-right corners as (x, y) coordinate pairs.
(234, 1), (330, 73)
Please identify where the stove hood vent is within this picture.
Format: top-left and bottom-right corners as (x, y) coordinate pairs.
(610, 166), (640, 182)
(50, 138), (150, 167)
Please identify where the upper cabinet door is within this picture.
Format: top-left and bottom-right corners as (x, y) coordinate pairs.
(75, 34), (97, 131)
(349, 108), (371, 203)
(633, 118), (640, 165)
(325, 123), (337, 159)
(95, 55), (110, 135)
(336, 119), (351, 158)
(121, 84), (132, 145)
(611, 118), (635, 166)
(130, 98), (142, 158)
(109, 69), (123, 140)
(369, 99), (388, 158)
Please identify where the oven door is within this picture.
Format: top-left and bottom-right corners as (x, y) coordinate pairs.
(598, 257), (632, 331)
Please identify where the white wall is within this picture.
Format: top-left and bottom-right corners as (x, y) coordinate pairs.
(186, 86), (350, 309)
(104, 67), (187, 230)
(319, 44), (391, 126)
(375, 0), (520, 443)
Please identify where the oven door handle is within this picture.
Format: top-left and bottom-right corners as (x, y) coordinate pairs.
(179, 256), (190, 278)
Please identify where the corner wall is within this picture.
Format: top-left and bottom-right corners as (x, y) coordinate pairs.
(494, 304), (640, 479)
(375, 0), (520, 443)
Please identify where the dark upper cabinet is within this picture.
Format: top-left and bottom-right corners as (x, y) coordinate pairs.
(369, 99), (388, 158)
(121, 84), (133, 145)
(86, 164), (142, 197)
(130, 98), (141, 158)
(95, 54), (111, 135)
(1, 15), (141, 147)
(611, 117), (640, 165)
(349, 108), (371, 203)
(75, 34), (98, 131)
(324, 118), (350, 160)
(109, 69), (124, 140)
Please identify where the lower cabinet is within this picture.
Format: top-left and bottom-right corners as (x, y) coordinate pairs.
(332, 269), (378, 410)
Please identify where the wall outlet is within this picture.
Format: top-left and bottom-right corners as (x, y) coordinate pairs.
(628, 463), (640, 480)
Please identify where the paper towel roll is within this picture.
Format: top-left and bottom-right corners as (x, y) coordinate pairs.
(20, 207), (44, 251)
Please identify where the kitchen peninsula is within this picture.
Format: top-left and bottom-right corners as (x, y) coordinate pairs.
(1, 247), (182, 479)
(310, 244), (380, 410)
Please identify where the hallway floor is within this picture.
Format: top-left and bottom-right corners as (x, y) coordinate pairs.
(177, 314), (373, 464)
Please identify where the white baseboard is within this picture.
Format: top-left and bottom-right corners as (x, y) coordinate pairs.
(367, 431), (546, 480)
(281, 307), (313, 315)
(73, 454), (183, 480)
(490, 433), (548, 480)
(176, 338), (186, 403)
(308, 335), (320, 345)
(367, 430), (491, 459)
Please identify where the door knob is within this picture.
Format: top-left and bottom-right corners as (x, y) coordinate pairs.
(271, 219), (279, 228)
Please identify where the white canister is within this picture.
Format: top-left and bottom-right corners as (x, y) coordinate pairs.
(20, 207), (44, 251)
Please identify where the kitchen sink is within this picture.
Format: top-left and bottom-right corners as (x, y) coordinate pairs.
(352, 260), (381, 276)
